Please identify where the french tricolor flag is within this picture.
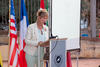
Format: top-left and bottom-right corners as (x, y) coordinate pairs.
(19, 0), (29, 67)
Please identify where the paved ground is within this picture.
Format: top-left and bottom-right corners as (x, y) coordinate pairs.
(3, 59), (100, 67)
(72, 59), (100, 67)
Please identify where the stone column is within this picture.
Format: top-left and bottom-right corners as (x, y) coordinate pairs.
(90, 0), (96, 37)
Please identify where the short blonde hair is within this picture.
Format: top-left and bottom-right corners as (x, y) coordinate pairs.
(37, 9), (48, 18)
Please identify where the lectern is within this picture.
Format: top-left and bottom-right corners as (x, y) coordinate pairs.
(38, 38), (67, 67)
(50, 38), (67, 67)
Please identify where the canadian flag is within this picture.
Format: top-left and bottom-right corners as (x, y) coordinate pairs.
(67, 52), (72, 67)
(40, 0), (45, 9)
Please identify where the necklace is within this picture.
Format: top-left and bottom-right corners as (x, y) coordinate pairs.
(41, 30), (43, 35)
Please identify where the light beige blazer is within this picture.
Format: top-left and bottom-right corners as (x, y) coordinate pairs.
(24, 23), (49, 56)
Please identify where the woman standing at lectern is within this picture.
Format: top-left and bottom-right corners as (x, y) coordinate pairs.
(24, 9), (49, 67)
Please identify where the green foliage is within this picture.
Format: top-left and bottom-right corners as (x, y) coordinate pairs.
(0, 0), (9, 23)
(0, 0), (48, 25)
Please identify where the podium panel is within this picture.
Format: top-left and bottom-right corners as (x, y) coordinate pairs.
(50, 39), (66, 67)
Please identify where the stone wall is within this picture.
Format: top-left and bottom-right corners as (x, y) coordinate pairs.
(71, 38), (100, 58)
(0, 35), (8, 61)
(0, 45), (8, 61)
(0, 36), (100, 61)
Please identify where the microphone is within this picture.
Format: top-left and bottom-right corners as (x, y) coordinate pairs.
(49, 34), (58, 39)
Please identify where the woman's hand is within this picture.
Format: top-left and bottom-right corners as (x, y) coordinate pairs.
(38, 41), (43, 46)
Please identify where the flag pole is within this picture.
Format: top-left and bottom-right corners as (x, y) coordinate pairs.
(8, 0), (11, 67)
